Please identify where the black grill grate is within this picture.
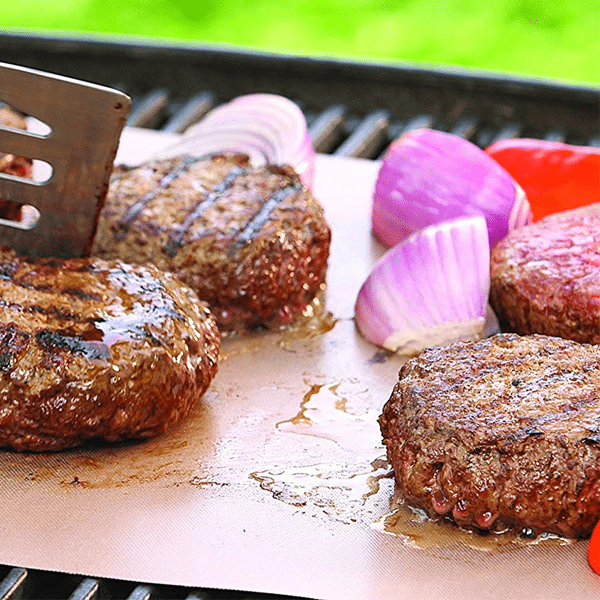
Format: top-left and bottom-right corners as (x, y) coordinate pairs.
(0, 30), (598, 600)
(124, 86), (599, 161)
(0, 566), (299, 600)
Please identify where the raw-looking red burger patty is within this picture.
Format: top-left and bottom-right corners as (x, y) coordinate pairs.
(490, 203), (600, 343)
(379, 333), (600, 539)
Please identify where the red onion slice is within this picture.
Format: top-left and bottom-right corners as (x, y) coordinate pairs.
(355, 215), (490, 356)
(159, 93), (315, 188)
(372, 128), (531, 248)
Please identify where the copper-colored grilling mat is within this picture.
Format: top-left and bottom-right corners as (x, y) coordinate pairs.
(0, 128), (597, 600)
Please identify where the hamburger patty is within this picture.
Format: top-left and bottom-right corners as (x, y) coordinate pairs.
(92, 153), (331, 333)
(0, 249), (220, 451)
(379, 333), (600, 539)
(490, 203), (600, 344)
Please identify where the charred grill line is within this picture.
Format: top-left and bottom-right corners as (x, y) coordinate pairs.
(116, 155), (200, 236)
(163, 166), (248, 257)
(229, 182), (302, 254)
(58, 287), (102, 301)
(0, 324), (26, 374)
(4, 279), (103, 302)
(35, 329), (110, 361)
(0, 298), (79, 322)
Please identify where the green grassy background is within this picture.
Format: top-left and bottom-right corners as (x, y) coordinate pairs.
(3, 0), (599, 84)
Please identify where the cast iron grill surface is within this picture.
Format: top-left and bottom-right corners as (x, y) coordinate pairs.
(0, 31), (598, 600)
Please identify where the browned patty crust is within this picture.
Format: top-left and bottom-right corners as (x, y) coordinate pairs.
(490, 203), (600, 344)
(0, 249), (220, 451)
(379, 333), (600, 538)
(92, 153), (331, 333)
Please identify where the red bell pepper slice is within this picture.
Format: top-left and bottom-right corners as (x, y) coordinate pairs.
(590, 520), (600, 575)
(485, 139), (600, 221)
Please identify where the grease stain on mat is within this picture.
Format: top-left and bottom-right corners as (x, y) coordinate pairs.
(276, 381), (382, 454)
(252, 460), (391, 523)
(252, 381), (392, 524)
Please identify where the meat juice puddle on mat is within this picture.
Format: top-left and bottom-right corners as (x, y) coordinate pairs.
(251, 382), (392, 524)
(277, 289), (337, 346)
(218, 291), (336, 358)
(372, 488), (574, 553)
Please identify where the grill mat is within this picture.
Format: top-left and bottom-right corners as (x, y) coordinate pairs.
(0, 31), (598, 600)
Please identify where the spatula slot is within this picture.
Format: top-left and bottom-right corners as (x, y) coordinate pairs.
(24, 115), (52, 137)
(0, 103), (30, 130)
(0, 104), (52, 139)
(0, 200), (40, 230)
(31, 159), (53, 184)
(0, 157), (53, 186)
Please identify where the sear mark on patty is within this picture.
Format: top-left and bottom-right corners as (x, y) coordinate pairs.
(117, 155), (202, 235)
(229, 180), (303, 254)
(36, 329), (110, 361)
(163, 164), (249, 257)
(0, 249), (221, 452)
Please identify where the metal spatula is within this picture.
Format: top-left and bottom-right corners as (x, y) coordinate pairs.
(0, 62), (131, 258)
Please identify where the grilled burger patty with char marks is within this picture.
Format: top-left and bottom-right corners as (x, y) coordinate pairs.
(379, 333), (600, 539)
(92, 153), (331, 333)
(0, 249), (220, 452)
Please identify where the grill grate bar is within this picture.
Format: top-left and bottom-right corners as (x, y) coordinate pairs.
(127, 89), (169, 128)
(68, 578), (101, 600)
(0, 568), (304, 600)
(308, 104), (346, 153)
(126, 584), (155, 600)
(397, 114), (435, 135)
(121, 91), (599, 159)
(379, 114), (436, 155)
(161, 92), (215, 134)
(0, 567), (27, 600)
(449, 117), (479, 140)
(487, 123), (523, 145)
(544, 129), (566, 143)
(333, 109), (390, 158)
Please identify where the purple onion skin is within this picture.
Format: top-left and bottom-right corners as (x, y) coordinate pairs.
(372, 129), (525, 248)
